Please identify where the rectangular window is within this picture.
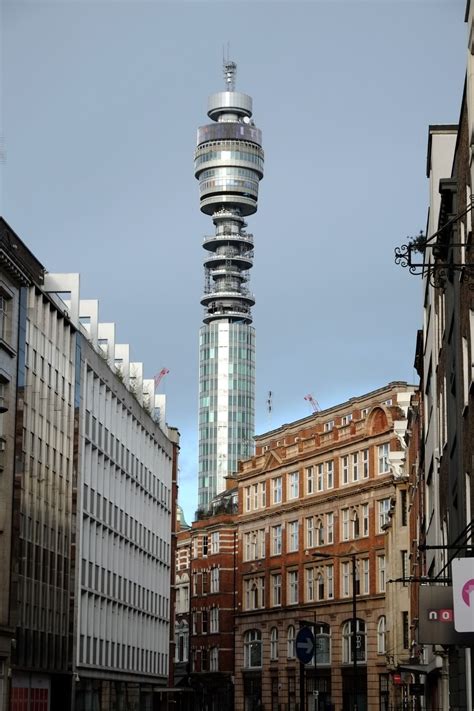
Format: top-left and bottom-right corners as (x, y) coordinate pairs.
(341, 561), (350, 597)
(210, 567), (219, 593)
(288, 570), (298, 604)
(288, 521), (299, 552)
(324, 420), (334, 432)
(378, 555), (386, 592)
(271, 525), (282, 555)
(327, 512), (334, 544)
(260, 482), (266, 508)
(378, 499), (391, 531)
(362, 559), (370, 595)
(288, 472), (299, 499)
(253, 483), (259, 510)
(271, 573), (282, 606)
(341, 508), (349, 541)
(402, 611), (409, 648)
(400, 489), (408, 526)
(306, 517), (314, 548)
(210, 607), (219, 633)
(306, 466), (314, 494)
(272, 477), (282, 504)
(326, 460), (334, 489)
(210, 531), (219, 554)
(341, 413), (352, 425)
(202, 535), (208, 556)
(352, 453), (359, 482)
(317, 464), (324, 492)
(306, 567), (314, 602)
(401, 550), (408, 586)
(378, 443), (390, 474)
(362, 448), (369, 478)
(327, 564), (334, 599)
(245, 486), (251, 512)
(362, 503), (369, 537)
(342, 455), (349, 484)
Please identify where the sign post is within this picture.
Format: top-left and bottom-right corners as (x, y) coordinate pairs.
(452, 558), (474, 632)
(296, 626), (315, 711)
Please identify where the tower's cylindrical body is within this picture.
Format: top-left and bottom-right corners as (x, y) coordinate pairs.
(195, 69), (264, 509)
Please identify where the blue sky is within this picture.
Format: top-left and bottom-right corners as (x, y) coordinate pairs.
(2, 0), (467, 522)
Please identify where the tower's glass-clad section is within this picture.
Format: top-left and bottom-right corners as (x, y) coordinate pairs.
(195, 64), (264, 509)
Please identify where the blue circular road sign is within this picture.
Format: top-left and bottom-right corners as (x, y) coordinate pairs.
(296, 626), (315, 664)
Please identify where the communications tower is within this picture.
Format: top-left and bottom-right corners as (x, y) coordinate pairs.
(195, 61), (264, 508)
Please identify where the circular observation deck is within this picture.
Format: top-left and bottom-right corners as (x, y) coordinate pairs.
(203, 308), (253, 325)
(207, 91), (253, 120)
(202, 233), (254, 251)
(203, 253), (253, 270)
(200, 290), (255, 307)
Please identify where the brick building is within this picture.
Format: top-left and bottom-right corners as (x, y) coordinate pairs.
(233, 382), (416, 711)
(174, 488), (238, 711)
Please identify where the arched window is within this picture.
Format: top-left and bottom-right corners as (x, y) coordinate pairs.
(352, 510), (360, 539)
(316, 518), (325, 546)
(244, 629), (262, 668)
(377, 616), (386, 655)
(342, 619), (366, 664)
(175, 620), (189, 663)
(270, 626), (279, 660)
(317, 573), (325, 601)
(287, 625), (296, 658)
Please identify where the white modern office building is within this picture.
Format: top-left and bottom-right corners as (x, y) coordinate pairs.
(194, 62), (264, 509)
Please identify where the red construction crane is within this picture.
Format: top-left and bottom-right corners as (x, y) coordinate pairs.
(304, 393), (321, 413)
(154, 368), (170, 391)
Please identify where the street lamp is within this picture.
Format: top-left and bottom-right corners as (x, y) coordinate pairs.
(312, 551), (359, 711)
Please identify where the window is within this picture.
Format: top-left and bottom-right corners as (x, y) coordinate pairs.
(306, 517), (314, 548)
(210, 567), (219, 593)
(306, 567), (315, 602)
(245, 486), (251, 512)
(272, 477), (282, 504)
(210, 532), (219, 554)
(287, 625), (296, 658)
(253, 483), (259, 510)
(378, 443), (390, 474)
(317, 464), (324, 491)
(288, 521), (299, 552)
(402, 611), (409, 649)
(260, 482), (266, 508)
(362, 559), (370, 595)
(244, 629), (262, 668)
(0, 296), (8, 341)
(316, 518), (324, 546)
(378, 499), (391, 531)
(271, 525), (282, 555)
(377, 555), (386, 592)
(341, 561), (350, 597)
(324, 421), (334, 432)
(352, 511), (360, 539)
(306, 466), (314, 494)
(327, 512), (334, 543)
(270, 627), (279, 660)
(352, 453), (359, 482)
(210, 647), (219, 671)
(377, 616), (386, 655)
(311, 623), (331, 666)
(401, 550), (408, 586)
(362, 449), (369, 478)
(341, 455), (349, 484)
(327, 564), (334, 599)
(341, 414), (352, 425)
(317, 572), (325, 601)
(341, 508), (349, 541)
(244, 577), (264, 610)
(288, 472), (299, 499)
(326, 460), (334, 489)
(202, 610), (208, 634)
(271, 573), (282, 607)
(342, 619), (366, 663)
(362, 504), (369, 537)
(400, 489), (408, 526)
(202, 535), (208, 556)
(288, 570), (298, 604)
(210, 607), (219, 633)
